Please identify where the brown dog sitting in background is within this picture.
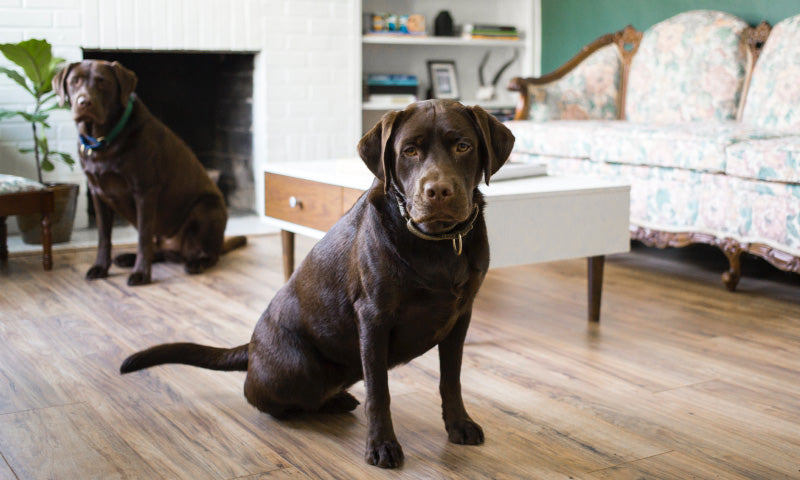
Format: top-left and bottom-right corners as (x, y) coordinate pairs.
(52, 60), (246, 286)
(119, 100), (514, 468)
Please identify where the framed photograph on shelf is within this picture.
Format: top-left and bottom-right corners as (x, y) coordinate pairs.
(427, 60), (459, 100)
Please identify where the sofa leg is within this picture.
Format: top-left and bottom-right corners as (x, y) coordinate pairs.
(720, 239), (742, 291)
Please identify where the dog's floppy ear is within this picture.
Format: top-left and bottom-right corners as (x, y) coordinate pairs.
(52, 62), (77, 107)
(109, 61), (137, 107)
(357, 109), (401, 193)
(468, 105), (515, 185)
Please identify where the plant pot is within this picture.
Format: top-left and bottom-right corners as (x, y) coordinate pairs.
(16, 182), (80, 244)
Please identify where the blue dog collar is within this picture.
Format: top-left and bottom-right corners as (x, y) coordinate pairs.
(79, 93), (136, 154)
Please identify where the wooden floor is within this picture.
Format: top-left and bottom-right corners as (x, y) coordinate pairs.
(1, 234), (799, 479)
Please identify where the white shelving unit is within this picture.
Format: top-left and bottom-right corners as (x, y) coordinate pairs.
(362, 35), (525, 47)
(359, 0), (539, 133)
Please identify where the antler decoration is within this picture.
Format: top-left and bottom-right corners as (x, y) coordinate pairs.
(479, 51), (490, 86)
(491, 49), (519, 86)
(477, 49), (520, 101)
(479, 50), (520, 87)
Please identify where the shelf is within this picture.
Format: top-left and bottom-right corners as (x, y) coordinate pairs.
(363, 99), (515, 111)
(363, 100), (414, 111)
(362, 35), (523, 47)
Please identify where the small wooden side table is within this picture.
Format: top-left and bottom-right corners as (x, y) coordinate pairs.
(0, 189), (55, 270)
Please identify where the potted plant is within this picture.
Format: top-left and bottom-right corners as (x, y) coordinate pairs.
(0, 38), (78, 244)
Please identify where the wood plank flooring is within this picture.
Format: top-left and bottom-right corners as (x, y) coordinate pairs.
(1, 235), (799, 479)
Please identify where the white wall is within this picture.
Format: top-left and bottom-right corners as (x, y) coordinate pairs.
(0, 0), (360, 230)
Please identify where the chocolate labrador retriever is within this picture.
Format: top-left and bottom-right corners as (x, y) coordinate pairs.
(119, 100), (515, 468)
(52, 60), (246, 286)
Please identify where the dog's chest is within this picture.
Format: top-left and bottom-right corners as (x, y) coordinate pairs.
(81, 155), (130, 196)
(389, 275), (475, 361)
(80, 154), (137, 222)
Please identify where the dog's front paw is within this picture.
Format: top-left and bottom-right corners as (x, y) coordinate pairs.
(86, 265), (109, 280)
(365, 439), (404, 469)
(446, 418), (484, 445)
(127, 271), (151, 286)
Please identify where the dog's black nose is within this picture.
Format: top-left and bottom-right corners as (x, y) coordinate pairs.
(424, 181), (453, 202)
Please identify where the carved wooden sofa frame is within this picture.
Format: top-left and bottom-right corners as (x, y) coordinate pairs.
(507, 21), (800, 291)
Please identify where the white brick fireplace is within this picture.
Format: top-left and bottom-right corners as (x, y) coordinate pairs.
(0, 0), (361, 230)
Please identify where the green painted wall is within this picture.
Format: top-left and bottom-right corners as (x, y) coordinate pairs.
(541, 0), (800, 73)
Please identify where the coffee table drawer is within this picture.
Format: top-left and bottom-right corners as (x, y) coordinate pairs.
(341, 186), (365, 214)
(264, 173), (362, 231)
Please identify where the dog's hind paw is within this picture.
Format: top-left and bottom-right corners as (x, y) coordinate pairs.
(86, 265), (109, 280)
(365, 440), (404, 469)
(184, 258), (213, 275)
(113, 253), (137, 267)
(446, 418), (484, 445)
(319, 391), (360, 414)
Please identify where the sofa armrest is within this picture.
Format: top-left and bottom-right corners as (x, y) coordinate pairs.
(509, 25), (641, 121)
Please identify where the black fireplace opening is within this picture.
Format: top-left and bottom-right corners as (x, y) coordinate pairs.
(81, 50), (256, 219)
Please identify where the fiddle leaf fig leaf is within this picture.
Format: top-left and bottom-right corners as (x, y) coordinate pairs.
(53, 151), (75, 167)
(41, 157), (55, 172)
(0, 66), (33, 95)
(0, 39), (54, 95)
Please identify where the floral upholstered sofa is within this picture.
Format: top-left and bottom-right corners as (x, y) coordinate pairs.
(505, 10), (800, 290)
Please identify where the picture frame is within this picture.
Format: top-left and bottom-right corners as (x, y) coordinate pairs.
(427, 60), (459, 100)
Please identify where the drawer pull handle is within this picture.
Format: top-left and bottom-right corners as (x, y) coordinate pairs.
(289, 196), (301, 208)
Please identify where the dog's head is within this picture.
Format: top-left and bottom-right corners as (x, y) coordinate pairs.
(52, 60), (137, 125)
(358, 100), (514, 234)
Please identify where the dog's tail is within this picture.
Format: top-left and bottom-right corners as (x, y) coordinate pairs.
(120, 342), (249, 374)
(222, 235), (248, 254)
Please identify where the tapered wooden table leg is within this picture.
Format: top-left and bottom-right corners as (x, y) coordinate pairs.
(281, 229), (295, 281)
(588, 255), (605, 323)
(41, 211), (53, 270)
(0, 216), (7, 264)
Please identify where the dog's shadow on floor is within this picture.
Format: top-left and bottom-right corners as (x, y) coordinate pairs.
(273, 409), (364, 441)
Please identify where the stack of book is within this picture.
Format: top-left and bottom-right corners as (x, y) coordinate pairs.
(365, 74), (418, 106)
(465, 24), (520, 41)
(485, 106), (517, 122)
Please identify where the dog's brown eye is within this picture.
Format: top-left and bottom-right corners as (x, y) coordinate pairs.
(403, 146), (418, 157)
(456, 142), (471, 153)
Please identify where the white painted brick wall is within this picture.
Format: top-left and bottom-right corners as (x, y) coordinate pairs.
(0, 0), (360, 231)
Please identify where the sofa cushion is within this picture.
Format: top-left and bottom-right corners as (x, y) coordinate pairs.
(626, 10), (748, 123)
(510, 152), (606, 177)
(520, 154), (710, 231)
(527, 44), (620, 121)
(732, 177), (800, 256)
(0, 174), (45, 194)
(741, 14), (800, 130)
(726, 136), (800, 183)
(504, 120), (610, 158)
(590, 121), (778, 173)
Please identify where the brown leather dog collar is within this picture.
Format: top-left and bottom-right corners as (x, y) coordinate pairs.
(392, 183), (480, 256)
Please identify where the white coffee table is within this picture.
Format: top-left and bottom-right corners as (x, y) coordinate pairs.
(264, 159), (630, 322)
